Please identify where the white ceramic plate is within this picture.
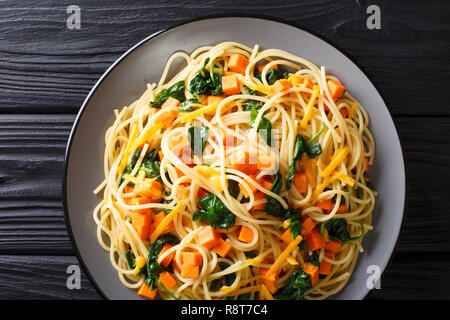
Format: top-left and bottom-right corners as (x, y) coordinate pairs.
(64, 16), (406, 300)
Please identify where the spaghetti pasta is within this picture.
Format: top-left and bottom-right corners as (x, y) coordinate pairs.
(93, 42), (376, 300)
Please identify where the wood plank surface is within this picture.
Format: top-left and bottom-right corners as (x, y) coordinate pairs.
(0, 255), (100, 299)
(0, 1), (449, 115)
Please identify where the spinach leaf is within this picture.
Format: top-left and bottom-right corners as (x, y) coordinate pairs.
(285, 209), (302, 239)
(144, 235), (180, 291)
(306, 126), (325, 146)
(121, 148), (162, 186)
(210, 262), (237, 293)
(189, 58), (223, 96)
(125, 249), (136, 269)
(293, 135), (307, 160)
(321, 218), (349, 241)
(193, 193), (236, 229)
(227, 179), (240, 199)
(150, 81), (186, 108)
(140, 158), (160, 179)
(262, 172), (286, 218)
(187, 126), (209, 157)
(138, 148), (162, 182)
(119, 149), (142, 186)
(249, 107), (272, 146)
(274, 269), (311, 300)
(286, 135), (307, 189)
(189, 73), (223, 96)
(218, 262), (236, 286)
(243, 86), (262, 111)
(321, 218), (364, 242)
(217, 261), (253, 300)
(254, 67), (289, 85)
(244, 85), (259, 96)
(266, 68), (289, 85)
(179, 99), (200, 112)
(309, 251), (320, 267)
(244, 99), (262, 111)
(306, 142), (322, 158)
(286, 162), (296, 190)
(332, 194), (345, 205)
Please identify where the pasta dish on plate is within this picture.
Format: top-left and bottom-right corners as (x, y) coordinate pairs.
(93, 41), (376, 300)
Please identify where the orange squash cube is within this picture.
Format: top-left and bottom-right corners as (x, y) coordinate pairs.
(270, 79), (291, 95)
(182, 252), (203, 266)
(198, 226), (220, 249)
(281, 228), (293, 244)
(221, 75), (241, 95)
(228, 54), (249, 74)
(259, 267), (279, 286)
(238, 226), (254, 243)
(212, 238), (232, 257)
(161, 97), (181, 108)
(327, 80), (345, 101)
(132, 212), (153, 240)
(159, 271), (176, 290)
(158, 243), (175, 267)
(181, 264), (199, 279)
(137, 283), (158, 299)
(303, 262), (319, 286)
(152, 212), (174, 232)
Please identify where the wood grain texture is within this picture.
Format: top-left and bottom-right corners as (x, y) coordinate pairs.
(366, 252), (450, 299)
(0, 0), (449, 114)
(0, 115), (74, 253)
(0, 255), (100, 299)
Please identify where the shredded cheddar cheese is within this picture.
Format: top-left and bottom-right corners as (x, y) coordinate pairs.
(180, 102), (219, 123)
(300, 85), (320, 128)
(266, 235), (303, 277)
(150, 200), (185, 243)
(320, 147), (350, 178)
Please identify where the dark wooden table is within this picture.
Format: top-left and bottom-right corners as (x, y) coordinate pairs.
(0, 0), (449, 300)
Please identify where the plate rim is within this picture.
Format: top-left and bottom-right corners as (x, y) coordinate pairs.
(63, 13), (408, 300)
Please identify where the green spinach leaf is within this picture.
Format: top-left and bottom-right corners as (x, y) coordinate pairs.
(306, 142), (322, 158)
(286, 135), (307, 189)
(193, 193), (236, 229)
(187, 126), (209, 157)
(243, 86), (262, 111)
(309, 251), (320, 267)
(262, 172), (286, 218)
(143, 235), (180, 292)
(125, 249), (136, 269)
(274, 269), (311, 300)
(179, 99), (200, 112)
(150, 81), (186, 108)
(321, 218), (364, 242)
(189, 58), (223, 96)
(285, 209), (302, 239)
(228, 179), (240, 199)
(249, 107), (272, 146)
(254, 67), (289, 85)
